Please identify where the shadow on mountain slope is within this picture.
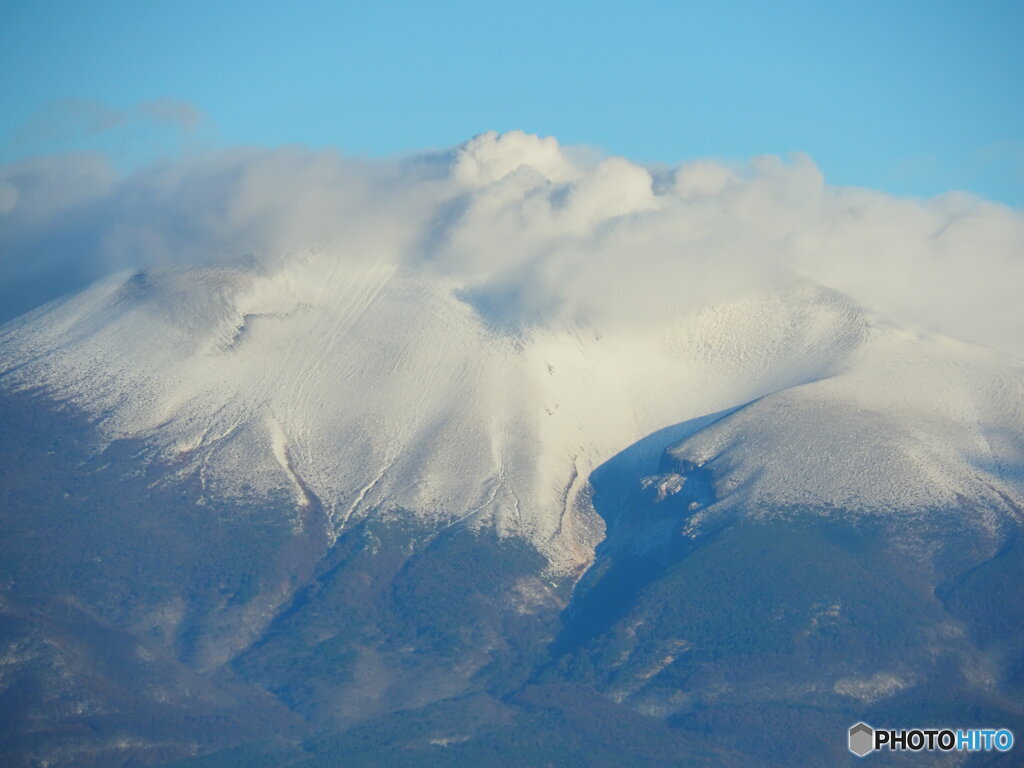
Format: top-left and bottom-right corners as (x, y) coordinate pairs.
(548, 405), (1024, 767)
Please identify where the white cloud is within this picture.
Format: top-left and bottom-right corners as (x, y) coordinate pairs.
(1, 130), (1022, 356)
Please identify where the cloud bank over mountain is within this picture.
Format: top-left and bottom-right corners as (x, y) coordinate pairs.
(2, 130), (1022, 356)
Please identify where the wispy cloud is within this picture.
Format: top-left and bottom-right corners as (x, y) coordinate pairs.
(11, 98), (204, 148)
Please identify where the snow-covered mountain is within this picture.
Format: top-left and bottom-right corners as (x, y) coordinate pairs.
(4, 132), (1024, 767)
(3, 132), (1024, 574)
(3, 253), (1023, 572)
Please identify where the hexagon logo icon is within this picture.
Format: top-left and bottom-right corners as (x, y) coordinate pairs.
(849, 722), (874, 757)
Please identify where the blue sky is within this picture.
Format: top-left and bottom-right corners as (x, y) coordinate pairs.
(2, 0), (1023, 204)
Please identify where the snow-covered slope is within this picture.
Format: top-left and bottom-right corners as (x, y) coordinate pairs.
(4, 255), (1023, 570)
(2, 133), (1022, 571)
(661, 328), (1024, 538)
(0, 254), (866, 566)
